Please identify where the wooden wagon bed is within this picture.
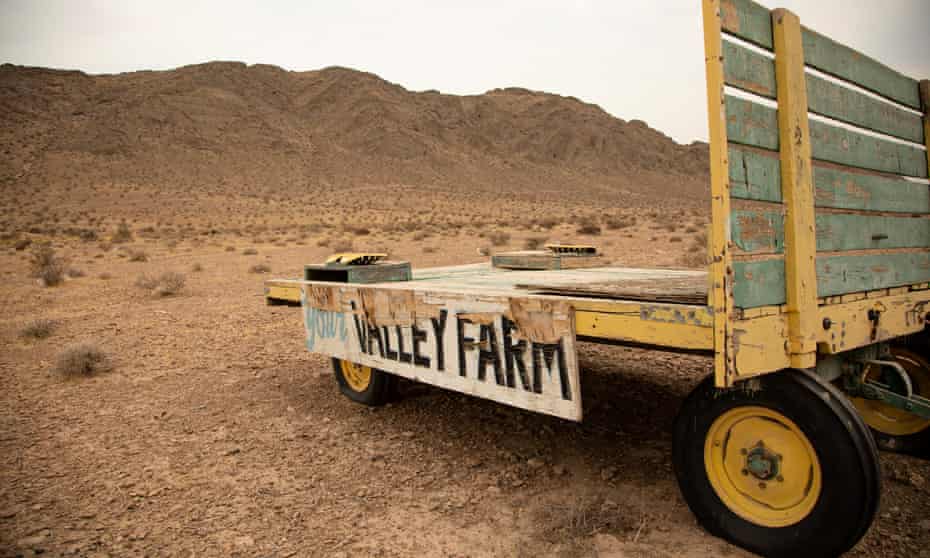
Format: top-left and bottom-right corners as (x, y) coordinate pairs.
(407, 263), (708, 305)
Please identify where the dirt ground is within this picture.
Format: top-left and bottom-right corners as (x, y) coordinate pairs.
(2, 222), (930, 558)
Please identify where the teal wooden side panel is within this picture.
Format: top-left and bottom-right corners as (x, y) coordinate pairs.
(801, 27), (921, 110)
(730, 144), (930, 212)
(729, 145), (781, 202)
(734, 252), (930, 307)
(733, 258), (785, 308)
(733, 210), (930, 254)
(725, 95), (779, 151)
(723, 40), (776, 98)
(812, 165), (930, 213)
(809, 119), (928, 178)
(807, 73), (924, 144)
(721, 41), (923, 143)
(720, 0), (773, 50)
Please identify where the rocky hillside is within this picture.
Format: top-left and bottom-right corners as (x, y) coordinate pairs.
(0, 62), (708, 208)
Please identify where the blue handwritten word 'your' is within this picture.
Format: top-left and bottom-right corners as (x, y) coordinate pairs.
(305, 307), (347, 350)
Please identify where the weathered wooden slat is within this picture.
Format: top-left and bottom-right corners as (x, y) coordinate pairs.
(807, 73), (924, 144)
(725, 95), (779, 150)
(719, 0), (921, 109)
(720, 0), (773, 50)
(734, 252), (930, 307)
(729, 145), (930, 212)
(809, 118), (928, 178)
(801, 27), (921, 110)
(726, 96), (928, 177)
(723, 40), (776, 98)
(732, 210), (930, 254)
(722, 41), (923, 143)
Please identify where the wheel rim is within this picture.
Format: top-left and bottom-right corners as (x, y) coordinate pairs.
(852, 347), (930, 437)
(340, 360), (372, 392)
(704, 406), (822, 528)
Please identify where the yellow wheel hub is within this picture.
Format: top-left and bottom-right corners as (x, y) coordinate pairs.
(851, 348), (930, 437)
(340, 360), (372, 392)
(704, 406), (822, 528)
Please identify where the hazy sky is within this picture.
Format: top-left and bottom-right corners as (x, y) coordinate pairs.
(1, 0), (927, 143)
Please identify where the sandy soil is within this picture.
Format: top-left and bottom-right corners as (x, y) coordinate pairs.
(2, 223), (929, 558)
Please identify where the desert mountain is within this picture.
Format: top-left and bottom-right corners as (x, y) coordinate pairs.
(0, 62), (708, 212)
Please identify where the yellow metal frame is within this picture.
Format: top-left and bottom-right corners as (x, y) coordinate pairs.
(772, 9), (818, 370)
(702, 0), (736, 386)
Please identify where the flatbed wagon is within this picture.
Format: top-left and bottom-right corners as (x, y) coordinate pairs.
(272, 2), (930, 556)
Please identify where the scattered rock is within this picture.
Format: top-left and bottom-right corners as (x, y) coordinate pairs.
(526, 458), (545, 470)
(600, 466), (618, 481)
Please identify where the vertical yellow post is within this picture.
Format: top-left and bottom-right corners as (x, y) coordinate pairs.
(702, 0), (736, 387)
(920, 80), (930, 174)
(772, 9), (817, 369)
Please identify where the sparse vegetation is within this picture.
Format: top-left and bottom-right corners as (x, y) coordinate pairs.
(136, 271), (186, 296)
(250, 263), (271, 274)
(14, 238), (31, 251)
(54, 344), (112, 377)
(128, 249), (148, 262)
(575, 218), (601, 236)
(29, 243), (67, 286)
(191, 263), (204, 272)
(112, 220), (133, 243)
(488, 231), (510, 246)
(242, 247), (258, 255)
(332, 238), (353, 252)
(20, 319), (56, 340)
(524, 237), (547, 250)
(67, 267), (86, 278)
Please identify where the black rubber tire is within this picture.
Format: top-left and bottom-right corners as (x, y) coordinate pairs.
(332, 358), (395, 406)
(673, 369), (880, 558)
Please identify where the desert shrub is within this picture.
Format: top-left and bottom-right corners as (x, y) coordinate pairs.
(191, 263), (203, 272)
(20, 319), (56, 339)
(523, 237), (547, 250)
(477, 246), (490, 256)
(332, 239), (353, 252)
(422, 246), (436, 254)
(112, 221), (133, 243)
(79, 229), (98, 242)
(604, 216), (633, 230)
(242, 247), (258, 255)
(54, 344), (112, 377)
(29, 243), (67, 286)
(67, 267), (86, 278)
(488, 231), (510, 246)
(534, 217), (561, 230)
(412, 231), (429, 241)
(576, 221), (602, 235)
(316, 238), (331, 247)
(684, 225), (700, 233)
(669, 236), (683, 242)
(128, 249), (148, 262)
(225, 246), (236, 252)
(99, 272), (112, 280)
(14, 238), (31, 251)
(136, 271), (186, 296)
(250, 263), (271, 274)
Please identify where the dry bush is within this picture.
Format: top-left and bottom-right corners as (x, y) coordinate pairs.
(242, 247), (258, 255)
(112, 221), (133, 243)
(29, 243), (67, 286)
(20, 319), (56, 340)
(534, 217), (561, 230)
(225, 246), (236, 252)
(669, 236), (683, 242)
(54, 344), (112, 377)
(575, 216), (601, 235)
(477, 246), (490, 256)
(99, 272), (112, 280)
(316, 238), (330, 247)
(605, 216), (635, 230)
(489, 231), (510, 246)
(412, 231), (429, 241)
(128, 249), (148, 262)
(191, 263), (203, 272)
(250, 263), (271, 274)
(524, 237), (547, 250)
(422, 246), (436, 254)
(136, 272), (186, 296)
(684, 225), (700, 233)
(67, 267), (86, 278)
(14, 238), (31, 251)
(332, 238), (353, 252)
